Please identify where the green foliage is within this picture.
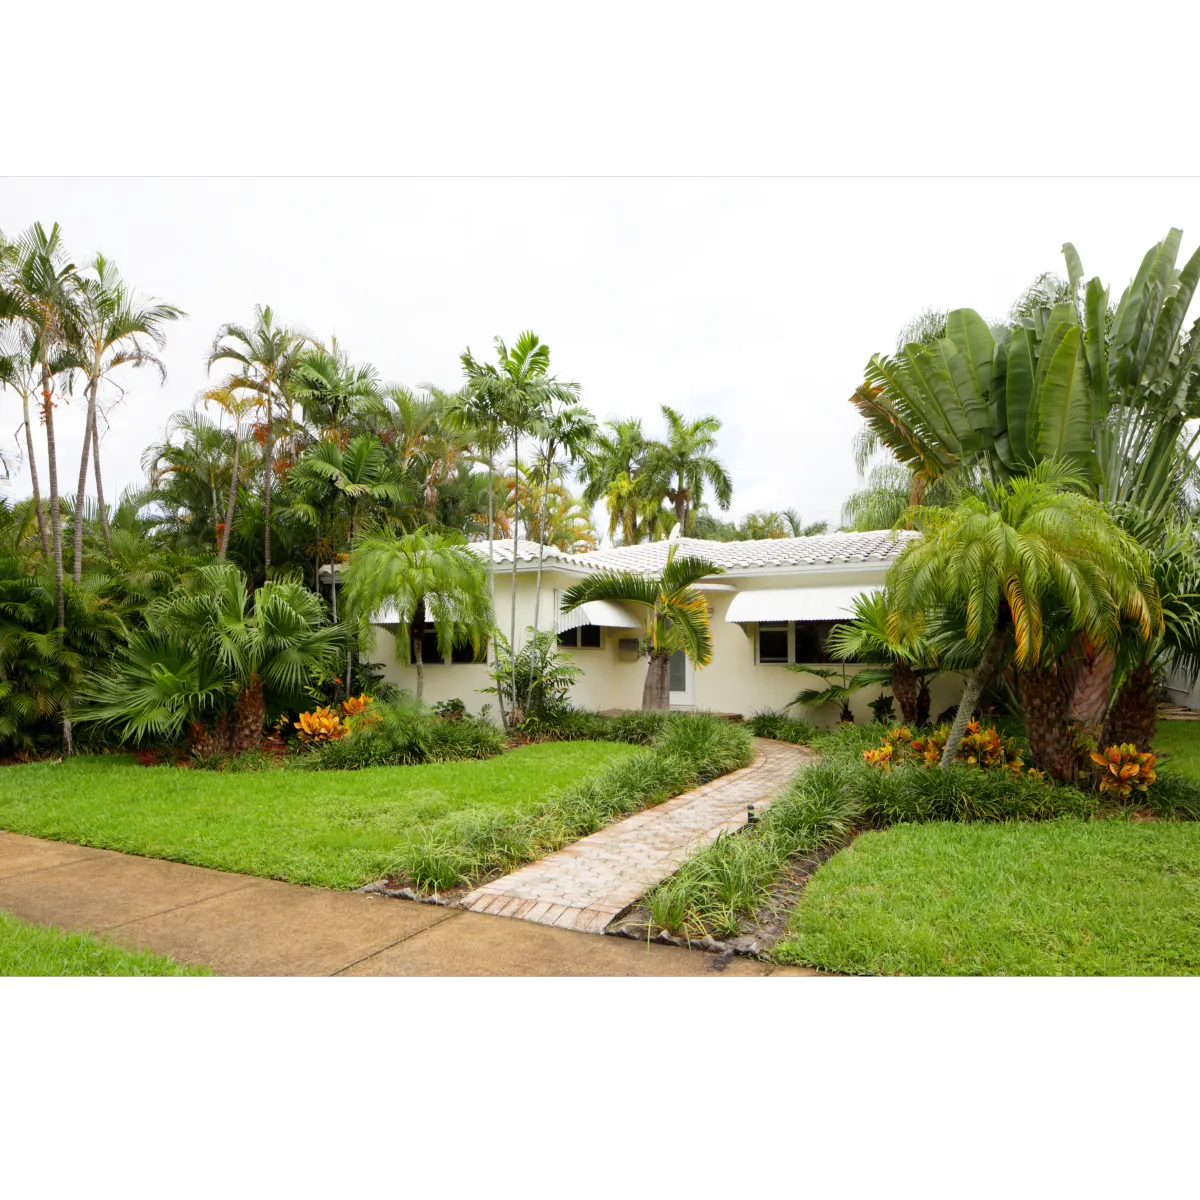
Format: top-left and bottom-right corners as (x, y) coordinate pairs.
(1145, 769), (1200, 820)
(745, 710), (817, 745)
(304, 699), (504, 769)
(519, 706), (669, 745)
(483, 626), (582, 713)
(393, 713), (754, 892)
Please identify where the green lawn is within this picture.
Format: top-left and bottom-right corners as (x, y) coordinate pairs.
(1154, 719), (1200, 776)
(0, 742), (639, 889)
(0, 909), (208, 976)
(773, 818), (1200, 976)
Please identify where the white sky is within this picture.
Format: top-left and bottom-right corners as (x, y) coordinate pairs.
(6, 177), (1200, 531)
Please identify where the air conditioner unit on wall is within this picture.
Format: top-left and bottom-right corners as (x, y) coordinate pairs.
(617, 638), (640, 653)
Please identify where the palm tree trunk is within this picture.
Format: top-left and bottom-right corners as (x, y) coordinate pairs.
(414, 630), (424, 704)
(22, 391), (50, 556)
(1065, 636), (1116, 724)
(263, 393), (273, 575)
(1103, 662), (1157, 752)
(674, 477), (687, 533)
(940, 626), (1006, 766)
(233, 674), (265, 753)
(89, 401), (112, 553)
(40, 364), (64, 629)
(219, 424), (240, 560)
(643, 651), (671, 710)
(508, 428), (519, 725)
(891, 659), (920, 725)
(1020, 664), (1078, 781)
(329, 552), (338, 620)
(528, 454), (551, 701)
(487, 444), (507, 731)
(72, 379), (95, 584)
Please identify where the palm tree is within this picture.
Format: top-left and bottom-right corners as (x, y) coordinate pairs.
(781, 508), (829, 538)
(561, 544), (721, 709)
(77, 563), (342, 752)
(886, 464), (1161, 772)
(826, 590), (936, 725)
(460, 332), (579, 721)
(290, 341), (381, 446)
(788, 665), (872, 723)
(69, 254), (183, 575)
(0, 330), (49, 555)
(0, 222), (83, 633)
(579, 418), (659, 544)
(343, 527), (492, 704)
(207, 306), (309, 574)
(525, 401), (596, 695)
(647, 405), (733, 534)
(200, 382), (259, 559)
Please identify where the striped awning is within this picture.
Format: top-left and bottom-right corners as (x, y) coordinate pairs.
(725, 585), (876, 624)
(557, 600), (642, 634)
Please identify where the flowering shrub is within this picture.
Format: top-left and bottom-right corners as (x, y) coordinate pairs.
(1089, 744), (1157, 801)
(295, 706), (350, 745)
(864, 720), (1039, 778)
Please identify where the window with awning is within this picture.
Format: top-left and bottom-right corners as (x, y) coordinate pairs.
(725, 584), (877, 624)
(554, 595), (642, 634)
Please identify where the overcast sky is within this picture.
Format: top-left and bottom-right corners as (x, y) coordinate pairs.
(5, 176), (1200, 533)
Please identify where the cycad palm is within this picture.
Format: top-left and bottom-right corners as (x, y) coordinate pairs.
(343, 527), (492, 704)
(561, 544), (721, 709)
(887, 463), (1161, 766)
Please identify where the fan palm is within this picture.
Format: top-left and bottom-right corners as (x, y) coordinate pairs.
(343, 527), (492, 705)
(887, 463), (1161, 769)
(207, 306), (309, 573)
(77, 563), (341, 751)
(561, 543), (721, 710)
(647, 405), (733, 534)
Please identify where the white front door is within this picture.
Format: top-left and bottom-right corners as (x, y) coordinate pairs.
(668, 649), (694, 707)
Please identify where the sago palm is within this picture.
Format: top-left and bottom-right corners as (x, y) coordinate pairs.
(343, 527), (492, 705)
(886, 463), (1160, 769)
(561, 543), (721, 710)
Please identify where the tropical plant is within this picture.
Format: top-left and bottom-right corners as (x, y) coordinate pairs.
(68, 254), (183, 574)
(580, 418), (661, 545)
(1088, 743), (1157, 802)
(199, 382), (260, 559)
(646, 405), (733, 534)
(76, 563), (342, 751)
(342, 527), (492, 705)
(459, 331), (579, 714)
(482, 626), (582, 716)
(0, 329), (49, 555)
(207, 306), (309, 574)
(886, 463), (1161, 773)
(289, 341), (381, 445)
(561, 543), (720, 709)
(788, 664), (871, 723)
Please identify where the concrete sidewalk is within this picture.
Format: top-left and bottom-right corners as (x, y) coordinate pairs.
(0, 832), (813, 977)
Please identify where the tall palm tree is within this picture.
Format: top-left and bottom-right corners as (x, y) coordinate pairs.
(460, 332), (579, 722)
(289, 341), (381, 445)
(781, 508), (829, 538)
(561, 544), (721, 709)
(0, 329), (49, 555)
(343, 527), (492, 704)
(207, 306), (309, 574)
(580, 417), (659, 545)
(69, 254), (183, 576)
(200, 382), (259, 559)
(647, 405), (733, 534)
(886, 463), (1161, 771)
(0, 222), (83, 634)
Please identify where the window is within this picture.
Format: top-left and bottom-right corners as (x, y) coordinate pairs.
(410, 628), (443, 665)
(794, 620), (837, 663)
(669, 649), (687, 691)
(757, 622), (789, 664)
(557, 625), (602, 648)
(451, 637), (488, 664)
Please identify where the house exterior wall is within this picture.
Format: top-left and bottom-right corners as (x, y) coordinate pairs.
(367, 560), (964, 728)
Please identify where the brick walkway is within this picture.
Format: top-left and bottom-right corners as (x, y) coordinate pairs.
(461, 737), (812, 933)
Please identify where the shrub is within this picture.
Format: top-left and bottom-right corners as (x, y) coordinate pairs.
(432, 698), (466, 721)
(1088, 744), (1157, 801)
(863, 720), (1036, 778)
(519, 706), (668, 745)
(295, 707), (350, 745)
(305, 700), (504, 769)
(392, 713), (754, 892)
(1146, 770), (1200, 820)
(746, 709), (817, 745)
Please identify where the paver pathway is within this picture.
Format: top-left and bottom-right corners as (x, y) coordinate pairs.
(461, 737), (813, 933)
(0, 830), (814, 976)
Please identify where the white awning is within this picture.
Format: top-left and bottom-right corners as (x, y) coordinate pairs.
(725, 585), (876, 624)
(557, 600), (642, 634)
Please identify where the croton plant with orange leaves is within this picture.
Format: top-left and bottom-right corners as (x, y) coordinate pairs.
(1089, 744), (1157, 801)
(864, 720), (1040, 778)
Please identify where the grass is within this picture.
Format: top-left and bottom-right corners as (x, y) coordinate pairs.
(0, 909), (208, 976)
(0, 742), (638, 889)
(1154, 719), (1200, 777)
(394, 712), (755, 892)
(773, 819), (1200, 976)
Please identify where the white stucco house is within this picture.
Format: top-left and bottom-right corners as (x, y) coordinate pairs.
(352, 528), (962, 726)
